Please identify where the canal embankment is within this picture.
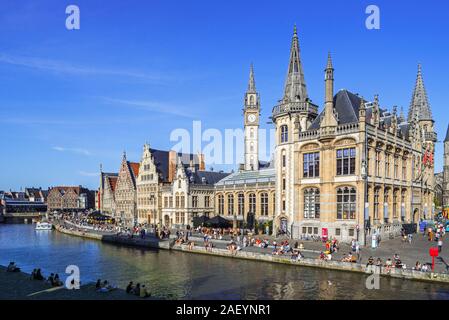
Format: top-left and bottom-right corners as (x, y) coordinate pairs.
(53, 223), (449, 285)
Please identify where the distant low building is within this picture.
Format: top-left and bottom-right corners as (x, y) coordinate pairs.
(47, 186), (95, 212)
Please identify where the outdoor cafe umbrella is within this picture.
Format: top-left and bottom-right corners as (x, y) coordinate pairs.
(192, 215), (208, 228)
(204, 216), (232, 228)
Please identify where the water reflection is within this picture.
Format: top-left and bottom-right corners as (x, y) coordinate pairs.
(1, 224), (449, 300)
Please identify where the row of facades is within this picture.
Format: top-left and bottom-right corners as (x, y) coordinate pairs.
(97, 26), (437, 244)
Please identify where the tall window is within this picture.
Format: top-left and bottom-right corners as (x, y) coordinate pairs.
(227, 194), (234, 215)
(303, 152), (320, 178)
(260, 193), (268, 216)
(218, 195), (224, 215)
(394, 156), (399, 179)
(385, 154), (391, 178)
(192, 196), (198, 208)
(402, 158), (407, 180)
(204, 196), (210, 208)
(238, 193), (244, 216)
(375, 150), (381, 177)
(175, 194), (180, 208)
(280, 125), (288, 143)
(401, 190), (406, 221)
(393, 190), (398, 219)
(336, 187), (356, 219)
(336, 148), (356, 175)
(304, 188), (320, 219)
(282, 177), (286, 191)
(249, 193), (256, 213)
(180, 195), (185, 208)
(282, 151), (286, 168)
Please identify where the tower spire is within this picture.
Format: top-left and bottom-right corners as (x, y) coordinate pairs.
(408, 63), (433, 122)
(247, 63), (256, 93)
(282, 25), (308, 103)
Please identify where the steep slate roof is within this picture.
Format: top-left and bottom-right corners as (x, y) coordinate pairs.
(149, 148), (202, 183)
(309, 89), (362, 129)
(185, 170), (230, 185)
(408, 64), (432, 122)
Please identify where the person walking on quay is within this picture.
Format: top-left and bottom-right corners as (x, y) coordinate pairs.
(438, 238), (443, 252)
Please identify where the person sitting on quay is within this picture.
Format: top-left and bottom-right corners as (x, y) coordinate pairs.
(97, 280), (117, 293)
(384, 258), (393, 273)
(126, 281), (134, 294)
(6, 261), (20, 273)
(95, 279), (102, 290)
(140, 284), (151, 298)
(34, 268), (44, 280)
(413, 261), (422, 271)
(132, 283), (141, 296)
(47, 273), (55, 285)
(366, 256), (374, 268)
(188, 241), (195, 250)
(53, 274), (63, 287)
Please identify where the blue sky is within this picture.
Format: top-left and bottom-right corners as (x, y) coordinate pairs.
(0, 0), (448, 190)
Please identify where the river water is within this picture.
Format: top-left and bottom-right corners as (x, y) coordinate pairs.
(1, 224), (449, 300)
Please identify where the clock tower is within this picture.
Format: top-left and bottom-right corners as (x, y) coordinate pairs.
(244, 64), (260, 171)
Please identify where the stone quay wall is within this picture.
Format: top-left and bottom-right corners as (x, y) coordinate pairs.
(54, 224), (449, 285)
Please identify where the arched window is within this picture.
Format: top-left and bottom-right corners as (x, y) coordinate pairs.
(260, 193), (268, 216)
(238, 193), (244, 216)
(280, 125), (288, 143)
(249, 193), (256, 214)
(336, 187), (356, 219)
(250, 142), (254, 152)
(250, 128), (254, 138)
(218, 195), (224, 215)
(250, 95), (254, 105)
(304, 188), (320, 219)
(227, 194), (234, 215)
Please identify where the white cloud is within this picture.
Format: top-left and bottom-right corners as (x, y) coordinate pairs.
(101, 97), (197, 119)
(0, 53), (170, 83)
(52, 146), (91, 156)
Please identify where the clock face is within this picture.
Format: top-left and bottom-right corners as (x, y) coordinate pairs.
(247, 114), (256, 123)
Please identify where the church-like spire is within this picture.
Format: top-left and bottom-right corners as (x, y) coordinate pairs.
(408, 64), (433, 122)
(282, 25), (308, 103)
(247, 63), (256, 93)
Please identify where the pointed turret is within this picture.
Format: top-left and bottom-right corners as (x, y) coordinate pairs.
(320, 53), (337, 129)
(282, 25), (308, 103)
(408, 64), (433, 122)
(247, 63), (256, 93)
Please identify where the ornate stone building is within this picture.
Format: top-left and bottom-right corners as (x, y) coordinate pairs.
(214, 64), (276, 229)
(162, 159), (228, 228)
(268, 27), (436, 243)
(114, 153), (140, 226)
(443, 125), (449, 212)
